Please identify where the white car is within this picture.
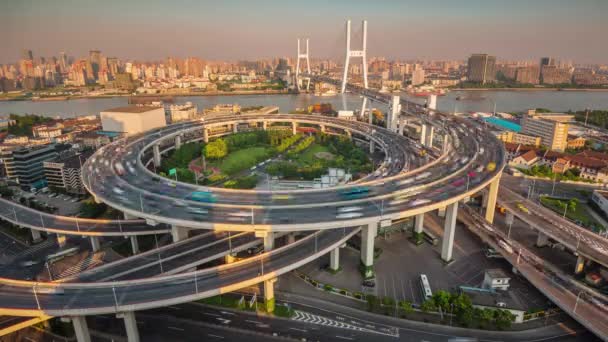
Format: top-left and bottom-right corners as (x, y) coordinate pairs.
(337, 206), (362, 213)
(336, 212), (363, 219)
(229, 211), (252, 217)
(410, 199), (431, 206)
(113, 187), (125, 195)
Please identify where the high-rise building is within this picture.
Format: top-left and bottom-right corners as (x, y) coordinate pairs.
(1, 144), (59, 188)
(59, 52), (68, 72)
(89, 50), (102, 80)
(540, 57), (556, 67)
(515, 66), (540, 84)
(21, 49), (33, 61)
(411, 68), (425, 86)
(521, 111), (572, 152)
(43, 150), (93, 194)
(467, 54), (496, 84)
(540, 65), (572, 85)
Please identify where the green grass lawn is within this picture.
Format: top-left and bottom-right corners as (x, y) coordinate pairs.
(296, 144), (331, 164)
(540, 196), (602, 229)
(212, 146), (273, 175)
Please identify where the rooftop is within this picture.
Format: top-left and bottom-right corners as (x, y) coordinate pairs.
(483, 117), (521, 133)
(102, 106), (161, 114)
(461, 288), (526, 311)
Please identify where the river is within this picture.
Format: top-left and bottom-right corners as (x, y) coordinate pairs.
(0, 90), (607, 118)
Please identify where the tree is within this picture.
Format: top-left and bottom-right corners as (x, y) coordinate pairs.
(494, 309), (515, 330)
(568, 198), (578, 212)
(399, 301), (414, 316)
(450, 293), (474, 326)
(432, 290), (451, 313)
(420, 299), (436, 313)
(474, 307), (494, 328)
(204, 139), (228, 159)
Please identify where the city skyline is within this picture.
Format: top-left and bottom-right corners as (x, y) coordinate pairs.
(2, 0), (608, 64)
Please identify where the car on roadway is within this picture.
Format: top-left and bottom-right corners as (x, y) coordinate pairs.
(516, 202), (529, 213)
(339, 187), (370, 200)
(410, 199), (431, 206)
(336, 212), (363, 219)
(337, 206), (362, 213)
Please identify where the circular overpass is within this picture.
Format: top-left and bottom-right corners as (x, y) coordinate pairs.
(82, 113), (505, 233)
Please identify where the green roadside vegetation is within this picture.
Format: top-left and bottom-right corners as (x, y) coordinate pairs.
(198, 294), (294, 318)
(539, 196), (603, 231)
(570, 109), (608, 129)
(517, 165), (594, 183)
(4, 113), (54, 136)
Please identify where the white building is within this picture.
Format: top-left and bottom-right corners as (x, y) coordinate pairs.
(100, 106), (166, 135)
(337, 110), (355, 121)
(482, 269), (511, 291)
(167, 102), (198, 123)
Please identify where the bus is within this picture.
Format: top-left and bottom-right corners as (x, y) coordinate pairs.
(189, 191), (216, 203)
(422, 229), (438, 245)
(46, 247), (79, 263)
(420, 274), (433, 301)
(339, 187), (370, 200)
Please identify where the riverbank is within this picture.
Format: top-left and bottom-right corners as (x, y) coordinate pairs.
(452, 87), (608, 92)
(0, 89), (293, 102)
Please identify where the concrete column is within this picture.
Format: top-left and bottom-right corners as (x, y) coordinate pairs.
(123, 212), (138, 220)
(130, 236), (139, 254)
(71, 316), (91, 342)
(90, 236), (101, 252)
(368, 111), (373, 125)
(175, 135), (182, 150)
(414, 214), (424, 234)
(345, 130), (352, 139)
(264, 278), (276, 313)
(263, 232), (274, 252)
(233, 123), (238, 133)
(171, 225), (189, 242)
(484, 177), (501, 223)
(117, 311), (140, 342)
(31, 229), (42, 243)
(536, 231), (549, 247)
(442, 134), (450, 154)
(319, 125), (326, 133)
(329, 248), (340, 271)
(291, 122), (297, 135)
(438, 206), (446, 218)
(441, 202), (458, 262)
(203, 128), (209, 143)
(361, 222), (377, 270)
(262, 121), (268, 130)
(287, 233), (296, 244)
(153, 144), (161, 168)
(575, 255), (586, 274)
(399, 120), (405, 135)
(420, 124), (427, 146)
(369, 140), (375, 154)
(56, 233), (67, 247)
(424, 125), (434, 148)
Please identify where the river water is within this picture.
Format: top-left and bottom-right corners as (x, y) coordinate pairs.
(0, 90), (607, 118)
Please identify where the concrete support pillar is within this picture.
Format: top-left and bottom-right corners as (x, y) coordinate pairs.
(233, 123), (238, 133)
(368, 111), (373, 125)
(442, 134), (450, 154)
(329, 248), (340, 271)
(153, 144), (161, 168)
(399, 120), (405, 135)
(424, 125), (434, 148)
(203, 128), (209, 143)
(369, 140), (375, 154)
(90, 236), (101, 252)
(171, 225), (189, 242)
(420, 124), (427, 146)
(345, 130), (352, 139)
(575, 255), (586, 274)
(123, 212), (138, 220)
(175, 135), (182, 150)
(536, 231), (549, 247)
(262, 121), (268, 130)
(438, 206), (446, 218)
(264, 278), (276, 313)
(31, 229), (42, 243)
(360, 223), (377, 278)
(56, 233), (66, 247)
(117, 312), (140, 342)
(130, 236), (139, 254)
(441, 202), (458, 262)
(287, 233), (296, 244)
(291, 122), (297, 135)
(71, 316), (91, 342)
(414, 214), (424, 234)
(263, 232), (274, 252)
(484, 177), (501, 224)
(319, 125), (326, 133)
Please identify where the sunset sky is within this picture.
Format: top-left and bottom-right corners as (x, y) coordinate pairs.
(1, 0), (606, 64)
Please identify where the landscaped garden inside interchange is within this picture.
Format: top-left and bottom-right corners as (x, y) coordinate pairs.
(156, 128), (373, 189)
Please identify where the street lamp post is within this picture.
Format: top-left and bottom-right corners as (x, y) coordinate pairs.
(574, 291), (583, 314)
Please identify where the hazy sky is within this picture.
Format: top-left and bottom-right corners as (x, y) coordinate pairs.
(1, 0), (607, 64)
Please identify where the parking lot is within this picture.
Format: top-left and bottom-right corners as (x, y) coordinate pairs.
(8, 187), (84, 216)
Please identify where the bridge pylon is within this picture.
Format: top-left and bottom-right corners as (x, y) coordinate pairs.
(295, 38), (311, 92)
(340, 20), (368, 94)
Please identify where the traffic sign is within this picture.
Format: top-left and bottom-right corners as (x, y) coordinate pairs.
(168, 168), (177, 176)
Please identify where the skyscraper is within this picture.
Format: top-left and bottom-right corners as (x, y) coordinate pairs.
(21, 49), (33, 61)
(89, 50), (102, 80)
(540, 57), (555, 67)
(467, 54), (496, 84)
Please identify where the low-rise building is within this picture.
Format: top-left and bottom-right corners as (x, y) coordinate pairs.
(75, 132), (111, 149)
(460, 288), (526, 324)
(43, 150), (93, 194)
(167, 102), (197, 123)
(1, 144), (59, 189)
(495, 131), (541, 147)
(509, 149), (538, 170)
(100, 105), (166, 135)
(482, 269), (511, 291)
(567, 135), (586, 149)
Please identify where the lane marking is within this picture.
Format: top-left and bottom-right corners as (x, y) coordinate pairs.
(167, 326), (184, 331)
(335, 336), (354, 340)
(289, 327), (307, 332)
(208, 334), (225, 339)
(167, 306), (181, 310)
(203, 312), (221, 317)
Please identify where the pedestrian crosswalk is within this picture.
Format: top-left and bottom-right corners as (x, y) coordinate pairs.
(292, 310), (367, 332)
(53, 253), (104, 279)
